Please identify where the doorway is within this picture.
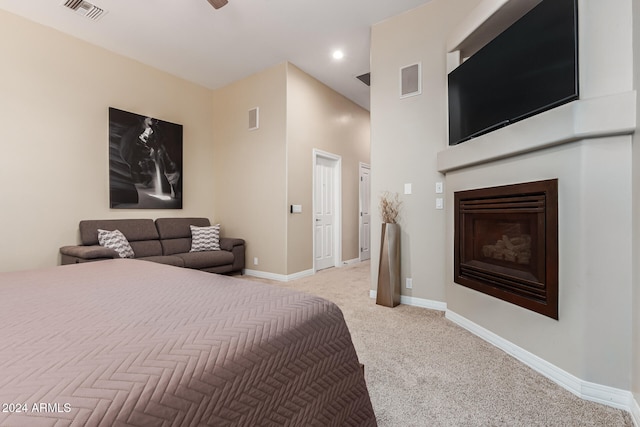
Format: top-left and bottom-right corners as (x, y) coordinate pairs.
(313, 149), (342, 272)
(359, 163), (371, 261)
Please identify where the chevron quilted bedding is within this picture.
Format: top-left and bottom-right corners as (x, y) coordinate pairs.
(0, 259), (376, 426)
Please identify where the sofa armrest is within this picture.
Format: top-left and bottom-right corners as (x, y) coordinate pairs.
(60, 245), (118, 261)
(219, 238), (245, 273)
(219, 237), (245, 252)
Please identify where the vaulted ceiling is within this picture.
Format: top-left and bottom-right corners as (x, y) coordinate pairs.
(0, 0), (434, 110)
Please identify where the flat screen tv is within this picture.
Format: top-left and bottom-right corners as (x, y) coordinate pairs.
(448, 0), (578, 146)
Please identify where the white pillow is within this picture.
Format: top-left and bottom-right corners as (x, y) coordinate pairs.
(190, 224), (220, 252)
(97, 229), (135, 259)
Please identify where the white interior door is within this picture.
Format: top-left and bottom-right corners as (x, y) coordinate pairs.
(314, 156), (337, 271)
(359, 163), (371, 261)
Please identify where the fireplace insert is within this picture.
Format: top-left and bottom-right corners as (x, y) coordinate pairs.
(454, 179), (558, 319)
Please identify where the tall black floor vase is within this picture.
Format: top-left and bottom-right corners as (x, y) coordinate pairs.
(376, 223), (400, 307)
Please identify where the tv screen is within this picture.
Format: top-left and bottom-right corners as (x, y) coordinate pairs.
(448, 0), (578, 146)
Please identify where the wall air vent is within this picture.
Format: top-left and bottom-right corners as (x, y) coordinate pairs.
(62, 0), (107, 21)
(400, 63), (421, 98)
(356, 73), (371, 87)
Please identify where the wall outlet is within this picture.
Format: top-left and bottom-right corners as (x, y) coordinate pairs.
(253, 257), (259, 266)
(406, 278), (413, 289)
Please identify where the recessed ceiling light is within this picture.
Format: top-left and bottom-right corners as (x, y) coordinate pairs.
(332, 50), (344, 60)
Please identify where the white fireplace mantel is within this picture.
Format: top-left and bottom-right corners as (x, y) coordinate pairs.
(437, 91), (637, 173)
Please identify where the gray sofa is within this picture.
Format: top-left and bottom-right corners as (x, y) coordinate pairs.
(60, 217), (245, 274)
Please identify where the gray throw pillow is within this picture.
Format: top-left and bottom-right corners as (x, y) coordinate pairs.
(97, 229), (135, 258)
(190, 224), (221, 252)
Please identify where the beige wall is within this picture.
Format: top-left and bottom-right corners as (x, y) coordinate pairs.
(0, 8), (368, 278)
(212, 63), (288, 275)
(371, 0), (636, 393)
(211, 63), (369, 277)
(286, 64), (370, 274)
(0, 10), (216, 272)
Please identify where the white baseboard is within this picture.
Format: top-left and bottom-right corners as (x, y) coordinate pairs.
(445, 310), (639, 422)
(631, 395), (640, 427)
(401, 295), (447, 311)
(368, 290), (447, 312)
(245, 259), (362, 282)
(366, 292), (639, 424)
(243, 268), (314, 282)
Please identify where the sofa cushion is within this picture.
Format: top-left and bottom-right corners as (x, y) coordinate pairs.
(98, 229), (135, 258)
(155, 217), (211, 255)
(176, 251), (234, 269)
(190, 224), (220, 252)
(60, 245), (117, 260)
(155, 217), (210, 239)
(161, 238), (192, 256)
(137, 255), (185, 268)
(80, 219), (160, 245)
(129, 240), (164, 258)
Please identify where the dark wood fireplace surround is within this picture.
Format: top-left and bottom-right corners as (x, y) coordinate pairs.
(454, 179), (558, 319)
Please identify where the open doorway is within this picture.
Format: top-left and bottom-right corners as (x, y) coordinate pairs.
(359, 163), (371, 261)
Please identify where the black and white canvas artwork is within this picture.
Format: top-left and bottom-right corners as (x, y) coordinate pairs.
(109, 107), (183, 209)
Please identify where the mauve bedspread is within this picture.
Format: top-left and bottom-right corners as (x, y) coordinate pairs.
(0, 259), (376, 426)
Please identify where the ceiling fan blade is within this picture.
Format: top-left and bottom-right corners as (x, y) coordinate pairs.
(206, 0), (228, 9)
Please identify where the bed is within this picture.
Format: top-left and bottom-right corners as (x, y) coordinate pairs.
(0, 259), (376, 426)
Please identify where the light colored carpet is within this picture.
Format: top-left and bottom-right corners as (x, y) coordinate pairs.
(244, 261), (632, 426)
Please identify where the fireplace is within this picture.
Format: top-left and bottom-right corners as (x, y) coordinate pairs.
(454, 179), (558, 319)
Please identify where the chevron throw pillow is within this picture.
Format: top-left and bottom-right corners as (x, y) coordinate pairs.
(190, 224), (221, 252)
(97, 229), (135, 258)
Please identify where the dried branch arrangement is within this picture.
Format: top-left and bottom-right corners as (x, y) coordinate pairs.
(379, 191), (402, 224)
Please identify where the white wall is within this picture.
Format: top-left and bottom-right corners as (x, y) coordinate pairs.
(0, 10), (216, 272)
(370, 0), (482, 302)
(631, 0), (640, 408)
(444, 137), (633, 388)
(371, 0), (636, 393)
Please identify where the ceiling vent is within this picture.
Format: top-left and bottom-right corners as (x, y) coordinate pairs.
(62, 0), (106, 21)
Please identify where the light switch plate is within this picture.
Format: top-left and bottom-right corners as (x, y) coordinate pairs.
(435, 182), (443, 194)
(404, 183), (412, 195)
(436, 198), (444, 210)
